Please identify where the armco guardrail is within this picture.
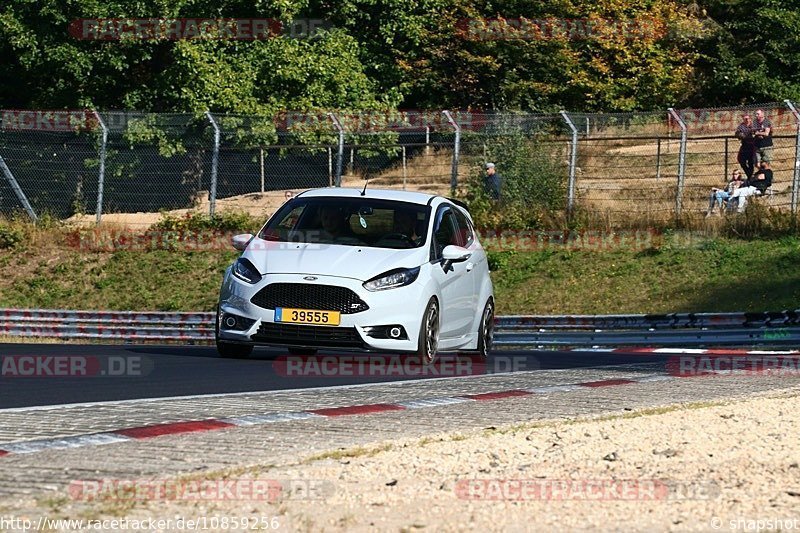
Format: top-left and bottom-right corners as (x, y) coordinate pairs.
(2, 308), (800, 346)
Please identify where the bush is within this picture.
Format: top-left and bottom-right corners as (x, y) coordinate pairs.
(0, 224), (24, 249)
(459, 132), (567, 230)
(150, 211), (261, 233)
(720, 203), (799, 239)
(486, 250), (515, 271)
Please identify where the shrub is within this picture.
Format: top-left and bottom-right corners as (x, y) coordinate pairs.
(0, 224), (24, 249)
(150, 211), (261, 233)
(459, 132), (567, 230)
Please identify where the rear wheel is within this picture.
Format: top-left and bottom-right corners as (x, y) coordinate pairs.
(215, 307), (253, 359)
(417, 297), (439, 365)
(477, 299), (494, 359)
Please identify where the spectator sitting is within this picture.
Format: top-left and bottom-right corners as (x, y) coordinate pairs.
(706, 169), (744, 217)
(728, 161), (773, 213)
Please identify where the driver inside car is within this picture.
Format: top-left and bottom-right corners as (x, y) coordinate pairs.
(392, 209), (422, 244)
(318, 206), (359, 243)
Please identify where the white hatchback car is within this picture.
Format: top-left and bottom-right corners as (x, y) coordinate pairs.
(215, 187), (494, 363)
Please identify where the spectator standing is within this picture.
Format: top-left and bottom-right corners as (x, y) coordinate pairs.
(734, 114), (756, 179)
(753, 109), (773, 164)
(706, 169), (744, 216)
(484, 162), (502, 201)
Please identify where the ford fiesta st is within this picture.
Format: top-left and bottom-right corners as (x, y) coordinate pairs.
(215, 187), (494, 363)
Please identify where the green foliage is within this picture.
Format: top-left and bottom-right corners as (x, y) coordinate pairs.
(486, 250), (515, 271)
(460, 133), (567, 230)
(0, 0), (735, 114)
(0, 224), (24, 249)
(693, 0), (800, 104)
(720, 203), (800, 239)
(150, 211), (261, 233)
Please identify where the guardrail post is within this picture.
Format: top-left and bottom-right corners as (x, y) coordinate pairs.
(668, 108), (688, 217)
(0, 154), (37, 222)
(560, 111), (578, 215)
(328, 113), (344, 187)
(93, 111), (108, 225)
(442, 110), (460, 194)
(205, 111), (220, 217)
(785, 100), (800, 215)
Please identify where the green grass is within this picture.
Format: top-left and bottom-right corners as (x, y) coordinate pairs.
(0, 224), (797, 313)
(489, 233), (800, 314)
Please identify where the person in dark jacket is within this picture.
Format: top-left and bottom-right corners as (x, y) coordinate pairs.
(484, 162), (502, 201)
(734, 114), (756, 179)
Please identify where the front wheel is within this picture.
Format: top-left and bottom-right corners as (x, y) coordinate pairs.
(417, 297), (439, 365)
(215, 306), (253, 359)
(477, 299), (494, 359)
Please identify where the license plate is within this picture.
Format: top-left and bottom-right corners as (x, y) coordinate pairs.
(274, 307), (341, 326)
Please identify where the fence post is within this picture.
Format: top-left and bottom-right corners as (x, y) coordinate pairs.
(656, 137), (662, 182)
(724, 137), (729, 182)
(560, 111), (578, 215)
(402, 146), (407, 190)
(205, 111), (220, 217)
(328, 113), (344, 187)
(328, 147), (333, 186)
(425, 126), (430, 155)
(785, 100), (800, 215)
(93, 111), (108, 225)
(259, 147), (265, 193)
(668, 108), (687, 217)
(0, 155), (37, 222)
(442, 110), (460, 194)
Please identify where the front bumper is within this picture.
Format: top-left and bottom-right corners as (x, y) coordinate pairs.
(218, 271), (429, 352)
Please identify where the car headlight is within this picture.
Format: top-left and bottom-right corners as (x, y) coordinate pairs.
(232, 258), (262, 284)
(363, 267), (420, 291)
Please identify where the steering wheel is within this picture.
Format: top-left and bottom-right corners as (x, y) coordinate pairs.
(379, 232), (416, 246)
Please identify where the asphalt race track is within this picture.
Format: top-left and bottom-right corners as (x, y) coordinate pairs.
(0, 343), (671, 409)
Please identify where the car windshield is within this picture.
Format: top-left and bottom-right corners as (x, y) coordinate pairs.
(258, 197), (431, 249)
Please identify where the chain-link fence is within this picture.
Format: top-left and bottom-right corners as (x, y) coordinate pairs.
(1, 103), (799, 227)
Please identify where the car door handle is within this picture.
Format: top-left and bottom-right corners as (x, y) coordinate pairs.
(465, 262), (474, 272)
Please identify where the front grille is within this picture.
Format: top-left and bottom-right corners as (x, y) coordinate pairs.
(252, 322), (363, 348)
(250, 283), (369, 314)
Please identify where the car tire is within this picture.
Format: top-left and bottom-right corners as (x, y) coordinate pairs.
(417, 297), (439, 365)
(477, 298), (494, 359)
(215, 306), (253, 359)
(288, 347), (318, 356)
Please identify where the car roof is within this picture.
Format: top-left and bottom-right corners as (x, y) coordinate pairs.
(298, 187), (439, 206)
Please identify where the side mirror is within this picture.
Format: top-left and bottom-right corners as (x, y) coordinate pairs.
(442, 245), (471, 262)
(232, 233), (254, 252)
(441, 245), (471, 272)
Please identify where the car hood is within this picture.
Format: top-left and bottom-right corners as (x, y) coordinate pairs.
(242, 238), (428, 281)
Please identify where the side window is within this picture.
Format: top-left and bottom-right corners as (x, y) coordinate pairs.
(453, 209), (474, 248)
(431, 206), (459, 260)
